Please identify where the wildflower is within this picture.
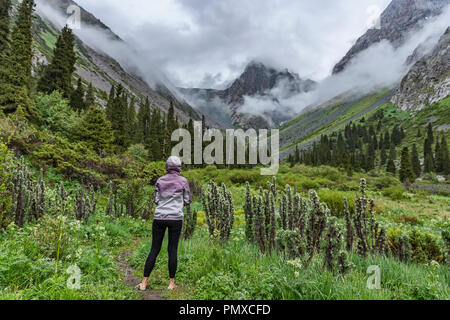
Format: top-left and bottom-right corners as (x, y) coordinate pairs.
(287, 259), (303, 269)
(429, 260), (440, 269)
(75, 248), (83, 259)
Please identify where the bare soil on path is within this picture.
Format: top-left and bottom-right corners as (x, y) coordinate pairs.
(117, 250), (166, 301)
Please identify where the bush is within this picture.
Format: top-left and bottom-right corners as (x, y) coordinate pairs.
(373, 175), (402, 190)
(291, 165), (344, 183)
(408, 229), (443, 263)
(31, 134), (106, 186)
(73, 107), (113, 154)
(422, 172), (438, 183)
(388, 228), (444, 263)
(317, 189), (356, 217)
(229, 170), (259, 184)
(299, 178), (319, 190)
(35, 92), (78, 138)
(0, 116), (42, 155)
(116, 178), (151, 218)
(382, 185), (405, 200)
(126, 144), (148, 163)
(142, 162), (166, 185)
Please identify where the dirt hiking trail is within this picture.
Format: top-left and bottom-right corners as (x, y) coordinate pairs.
(117, 250), (166, 300)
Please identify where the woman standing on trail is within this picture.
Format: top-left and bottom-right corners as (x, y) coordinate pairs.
(138, 156), (191, 291)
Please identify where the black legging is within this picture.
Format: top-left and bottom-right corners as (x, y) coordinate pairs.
(144, 219), (183, 278)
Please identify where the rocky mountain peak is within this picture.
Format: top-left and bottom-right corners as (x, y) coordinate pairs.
(391, 26), (450, 111)
(180, 61), (317, 129)
(225, 61), (316, 107)
(333, 0), (449, 74)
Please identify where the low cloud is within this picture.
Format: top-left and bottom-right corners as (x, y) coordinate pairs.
(35, 1), (176, 92)
(239, 3), (450, 119)
(36, 0), (449, 127)
(74, 0), (393, 88)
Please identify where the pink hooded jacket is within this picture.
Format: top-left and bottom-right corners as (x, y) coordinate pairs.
(154, 156), (191, 221)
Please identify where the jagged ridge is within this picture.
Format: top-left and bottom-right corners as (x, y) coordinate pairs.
(333, 0), (448, 74)
(181, 61), (316, 129)
(391, 27), (450, 111)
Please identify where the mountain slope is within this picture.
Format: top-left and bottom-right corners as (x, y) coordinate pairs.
(33, 0), (200, 122)
(180, 61), (317, 129)
(279, 89), (396, 158)
(333, 0), (448, 74)
(279, 0), (449, 158)
(391, 27), (450, 111)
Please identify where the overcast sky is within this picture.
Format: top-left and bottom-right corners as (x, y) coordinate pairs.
(75, 0), (392, 89)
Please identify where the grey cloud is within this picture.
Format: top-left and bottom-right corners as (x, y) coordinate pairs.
(239, 3), (450, 118)
(75, 0), (392, 88)
(38, 0), (449, 123)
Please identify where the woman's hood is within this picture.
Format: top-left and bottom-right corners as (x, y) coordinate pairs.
(166, 156), (182, 175)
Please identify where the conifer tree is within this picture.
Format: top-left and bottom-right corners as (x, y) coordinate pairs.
(167, 101), (177, 132)
(109, 84), (129, 150)
(379, 135), (384, 150)
(85, 83), (95, 108)
(386, 158), (396, 175)
(162, 124), (171, 159)
(388, 144), (396, 162)
(149, 108), (163, 161)
(427, 123), (434, 144)
(37, 25), (76, 98)
(166, 101), (178, 152)
(399, 147), (415, 183)
(360, 153), (366, 171)
(423, 137), (434, 169)
(342, 153), (352, 176)
(424, 153), (435, 174)
(127, 96), (137, 143)
(335, 133), (345, 164)
(373, 134), (378, 150)
(353, 152), (361, 171)
(294, 145), (300, 163)
(136, 97), (151, 144)
(369, 126), (375, 138)
(386, 144), (396, 175)
(0, 0), (35, 116)
(366, 143), (375, 171)
(391, 126), (402, 146)
(435, 135), (448, 174)
(384, 130), (390, 149)
(70, 77), (86, 112)
(439, 136), (449, 174)
(411, 144), (421, 178)
(400, 127), (406, 140)
(75, 107), (113, 154)
(0, 0), (11, 55)
(434, 139), (441, 171)
(288, 154), (294, 167)
(188, 118), (195, 164)
(0, 0), (11, 105)
(377, 120), (382, 132)
(380, 146), (387, 166)
(105, 85), (115, 121)
(202, 115), (206, 131)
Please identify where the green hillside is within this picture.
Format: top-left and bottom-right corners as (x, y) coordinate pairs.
(280, 88), (395, 156)
(30, 0), (199, 121)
